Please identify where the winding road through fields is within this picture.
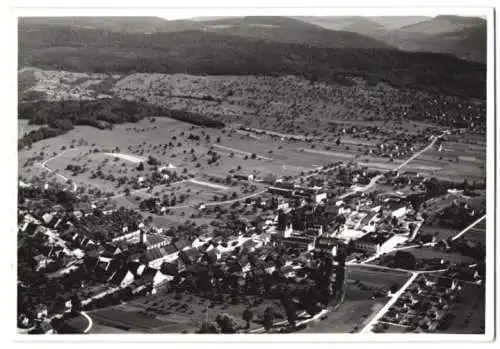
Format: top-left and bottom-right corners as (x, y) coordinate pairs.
(36, 148), (80, 191)
(338, 134), (444, 200)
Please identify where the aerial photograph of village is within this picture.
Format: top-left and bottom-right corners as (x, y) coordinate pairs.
(16, 11), (489, 336)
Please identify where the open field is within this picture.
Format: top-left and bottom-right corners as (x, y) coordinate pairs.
(418, 225), (461, 241)
(302, 299), (385, 333)
(90, 306), (189, 333)
(347, 265), (412, 288)
(384, 247), (475, 265)
(90, 322), (129, 334)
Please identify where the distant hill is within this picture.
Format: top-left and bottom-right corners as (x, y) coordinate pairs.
(19, 16), (392, 50)
(294, 16), (431, 32)
(17, 17), (197, 34)
(398, 15), (486, 34)
(18, 23), (486, 99)
(174, 16), (394, 49)
(398, 25), (487, 63)
(367, 16), (431, 29)
(293, 16), (386, 33)
(362, 15), (487, 63)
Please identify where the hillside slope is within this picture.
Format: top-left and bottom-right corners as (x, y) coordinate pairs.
(399, 15), (486, 34)
(18, 24), (486, 99)
(17, 17), (195, 33)
(295, 15), (486, 63)
(292, 16), (386, 33)
(19, 16), (393, 50)
(401, 25), (486, 63)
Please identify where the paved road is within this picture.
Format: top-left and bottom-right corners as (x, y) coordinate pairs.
(168, 189), (268, 210)
(37, 148), (80, 191)
(337, 133), (444, 200)
(359, 272), (419, 333)
(394, 134), (443, 172)
(451, 215), (486, 241)
(212, 144), (273, 161)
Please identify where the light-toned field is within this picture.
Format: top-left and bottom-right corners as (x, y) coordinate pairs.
(104, 152), (146, 163)
(302, 299), (384, 333)
(386, 247), (475, 264)
(346, 265), (412, 288)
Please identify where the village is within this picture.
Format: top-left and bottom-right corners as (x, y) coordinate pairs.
(17, 137), (486, 334)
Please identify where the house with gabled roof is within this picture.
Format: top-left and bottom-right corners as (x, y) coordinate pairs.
(21, 221), (40, 235)
(144, 233), (170, 250)
(160, 259), (186, 276)
(147, 244), (178, 269)
(109, 264), (135, 288)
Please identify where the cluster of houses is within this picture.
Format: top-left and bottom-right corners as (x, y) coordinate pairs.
(268, 180), (327, 204)
(381, 275), (466, 332)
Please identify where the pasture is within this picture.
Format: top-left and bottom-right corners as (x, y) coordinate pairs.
(386, 247), (475, 265)
(302, 299), (385, 333)
(346, 264), (412, 289)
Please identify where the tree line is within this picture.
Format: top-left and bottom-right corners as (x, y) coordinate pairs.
(18, 98), (225, 149)
(19, 26), (486, 100)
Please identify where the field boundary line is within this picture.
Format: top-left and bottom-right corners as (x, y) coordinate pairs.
(212, 144), (274, 161)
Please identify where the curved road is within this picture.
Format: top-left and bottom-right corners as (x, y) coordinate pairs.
(37, 148), (80, 192)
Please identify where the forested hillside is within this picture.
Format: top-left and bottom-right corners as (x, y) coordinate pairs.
(19, 25), (486, 99)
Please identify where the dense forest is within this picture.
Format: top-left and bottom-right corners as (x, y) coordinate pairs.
(18, 25), (486, 100)
(18, 98), (225, 149)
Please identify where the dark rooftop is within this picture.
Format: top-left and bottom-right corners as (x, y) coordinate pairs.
(357, 232), (394, 245)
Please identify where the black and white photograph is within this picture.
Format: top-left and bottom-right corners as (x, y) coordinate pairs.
(10, 1), (495, 341)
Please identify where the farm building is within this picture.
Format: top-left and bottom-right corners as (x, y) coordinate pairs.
(273, 235), (316, 252)
(233, 170), (255, 181)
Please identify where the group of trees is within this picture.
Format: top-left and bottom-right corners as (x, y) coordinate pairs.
(18, 98), (225, 149)
(19, 24), (486, 100)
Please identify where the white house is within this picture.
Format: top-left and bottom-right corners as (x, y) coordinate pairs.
(314, 192), (327, 203)
(153, 272), (173, 289)
(392, 207), (407, 219)
(119, 271), (135, 288)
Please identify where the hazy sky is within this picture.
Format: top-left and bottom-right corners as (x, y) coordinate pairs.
(158, 9), (489, 21)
